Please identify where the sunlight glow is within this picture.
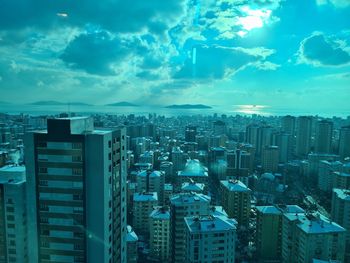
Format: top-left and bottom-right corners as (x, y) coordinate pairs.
(238, 7), (272, 33)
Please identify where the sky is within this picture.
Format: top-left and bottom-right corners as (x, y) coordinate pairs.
(0, 0), (349, 111)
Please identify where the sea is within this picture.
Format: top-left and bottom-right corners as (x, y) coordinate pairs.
(0, 104), (349, 118)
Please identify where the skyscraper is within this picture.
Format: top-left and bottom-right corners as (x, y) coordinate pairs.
(339, 126), (350, 160)
(0, 165), (27, 263)
(315, 120), (333, 154)
(25, 117), (127, 263)
(296, 116), (312, 157)
(220, 180), (251, 226)
(261, 145), (279, 173)
(281, 115), (296, 135)
(170, 193), (211, 263)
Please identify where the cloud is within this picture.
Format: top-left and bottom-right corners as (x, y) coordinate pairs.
(174, 45), (276, 79)
(297, 32), (350, 67)
(316, 0), (350, 8)
(60, 30), (149, 75)
(0, 0), (187, 35)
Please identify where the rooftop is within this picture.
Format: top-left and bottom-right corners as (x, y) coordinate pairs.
(138, 170), (163, 178)
(220, 179), (251, 192)
(170, 192), (210, 206)
(181, 181), (205, 192)
(126, 225), (138, 242)
(333, 188), (350, 201)
(150, 207), (170, 220)
(185, 215), (237, 233)
(133, 192), (158, 202)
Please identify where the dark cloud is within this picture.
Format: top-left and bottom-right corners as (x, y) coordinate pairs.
(0, 0), (186, 34)
(60, 31), (148, 75)
(299, 33), (350, 66)
(174, 45), (274, 79)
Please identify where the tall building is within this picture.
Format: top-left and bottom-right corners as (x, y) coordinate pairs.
(261, 145), (279, 173)
(132, 192), (158, 235)
(296, 116), (312, 157)
(136, 170), (164, 201)
(170, 193), (211, 263)
(332, 189), (350, 263)
(272, 132), (292, 163)
(255, 205), (304, 262)
(0, 165), (27, 263)
(126, 226), (138, 263)
(149, 206), (171, 262)
(185, 126), (197, 142)
(281, 115), (296, 135)
(220, 180), (251, 226)
(25, 117), (127, 263)
(339, 126), (350, 160)
(282, 212), (346, 263)
(185, 215), (236, 263)
(213, 120), (226, 136)
(333, 172), (350, 189)
(315, 120), (333, 154)
(246, 124), (259, 149)
(257, 126), (273, 156)
(318, 161), (343, 192)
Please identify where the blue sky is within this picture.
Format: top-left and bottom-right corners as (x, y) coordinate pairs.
(0, 0), (349, 110)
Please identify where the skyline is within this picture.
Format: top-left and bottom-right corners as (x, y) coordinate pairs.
(0, 0), (350, 111)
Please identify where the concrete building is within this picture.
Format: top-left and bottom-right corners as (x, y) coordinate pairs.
(296, 116), (312, 157)
(181, 180), (205, 193)
(339, 126), (350, 160)
(177, 159), (208, 185)
(315, 120), (333, 154)
(282, 212), (346, 263)
(163, 184), (173, 205)
(272, 132), (292, 163)
(136, 170), (164, 201)
(308, 153), (340, 177)
(126, 226), (138, 263)
(255, 205), (304, 262)
(170, 193), (211, 263)
(333, 172), (350, 190)
(132, 192), (158, 236)
(281, 115), (296, 135)
(149, 207), (171, 262)
(332, 189), (350, 263)
(318, 160), (343, 192)
(261, 145), (279, 173)
(185, 215), (237, 263)
(0, 165), (27, 263)
(220, 180), (251, 226)
(25, 117), (127, 263)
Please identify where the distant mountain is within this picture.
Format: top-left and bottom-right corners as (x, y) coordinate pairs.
(30, 101), (92, 106)
(105, 101), (139, 107)
(165, 104), (212, 109)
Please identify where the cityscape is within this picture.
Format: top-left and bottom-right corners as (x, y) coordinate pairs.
(0, 112), (349, 262)
(1, 0), (350, 262)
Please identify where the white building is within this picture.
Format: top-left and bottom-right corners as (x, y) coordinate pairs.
(0, 165), (27, 263)
(185, 215), (236, 263)
(170, 193), (211, 263)
(149, 207), (171, 261)
(136, 170), (164, 201)
(132, 192), (158, 235)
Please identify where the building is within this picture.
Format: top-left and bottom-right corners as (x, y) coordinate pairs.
(177, 159), (208, 185)
(296, 116), (312, 157)
(282, 212), (346, 263)
(0, 165), (27, 263)
(170, 193), (211, 263)
(332, 189), (350, 263)
(185, 215), (236, 263)
(213, 120), (226, 136)
(25, 117), (127, 263)
(255, 205), (304, 262)
(261, 145), (279, 173)
(281, 115), (296, 135)
(132, 192), (158, 236)
(315, 120), (333, 154)
(318, 161), (343, 192)
(307, 153), (340, 177)
(126, 226), (138, 263)
(149, 207), (171, 261)
(220, 180), (251, 226)
(272, 132), (293, 163)
(181, 180), (205, 193)
(333, 172), (350, 189)
(136, 170), (164, 201)
(339, 126), (350, 160)
(163, 184), (173, 205)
